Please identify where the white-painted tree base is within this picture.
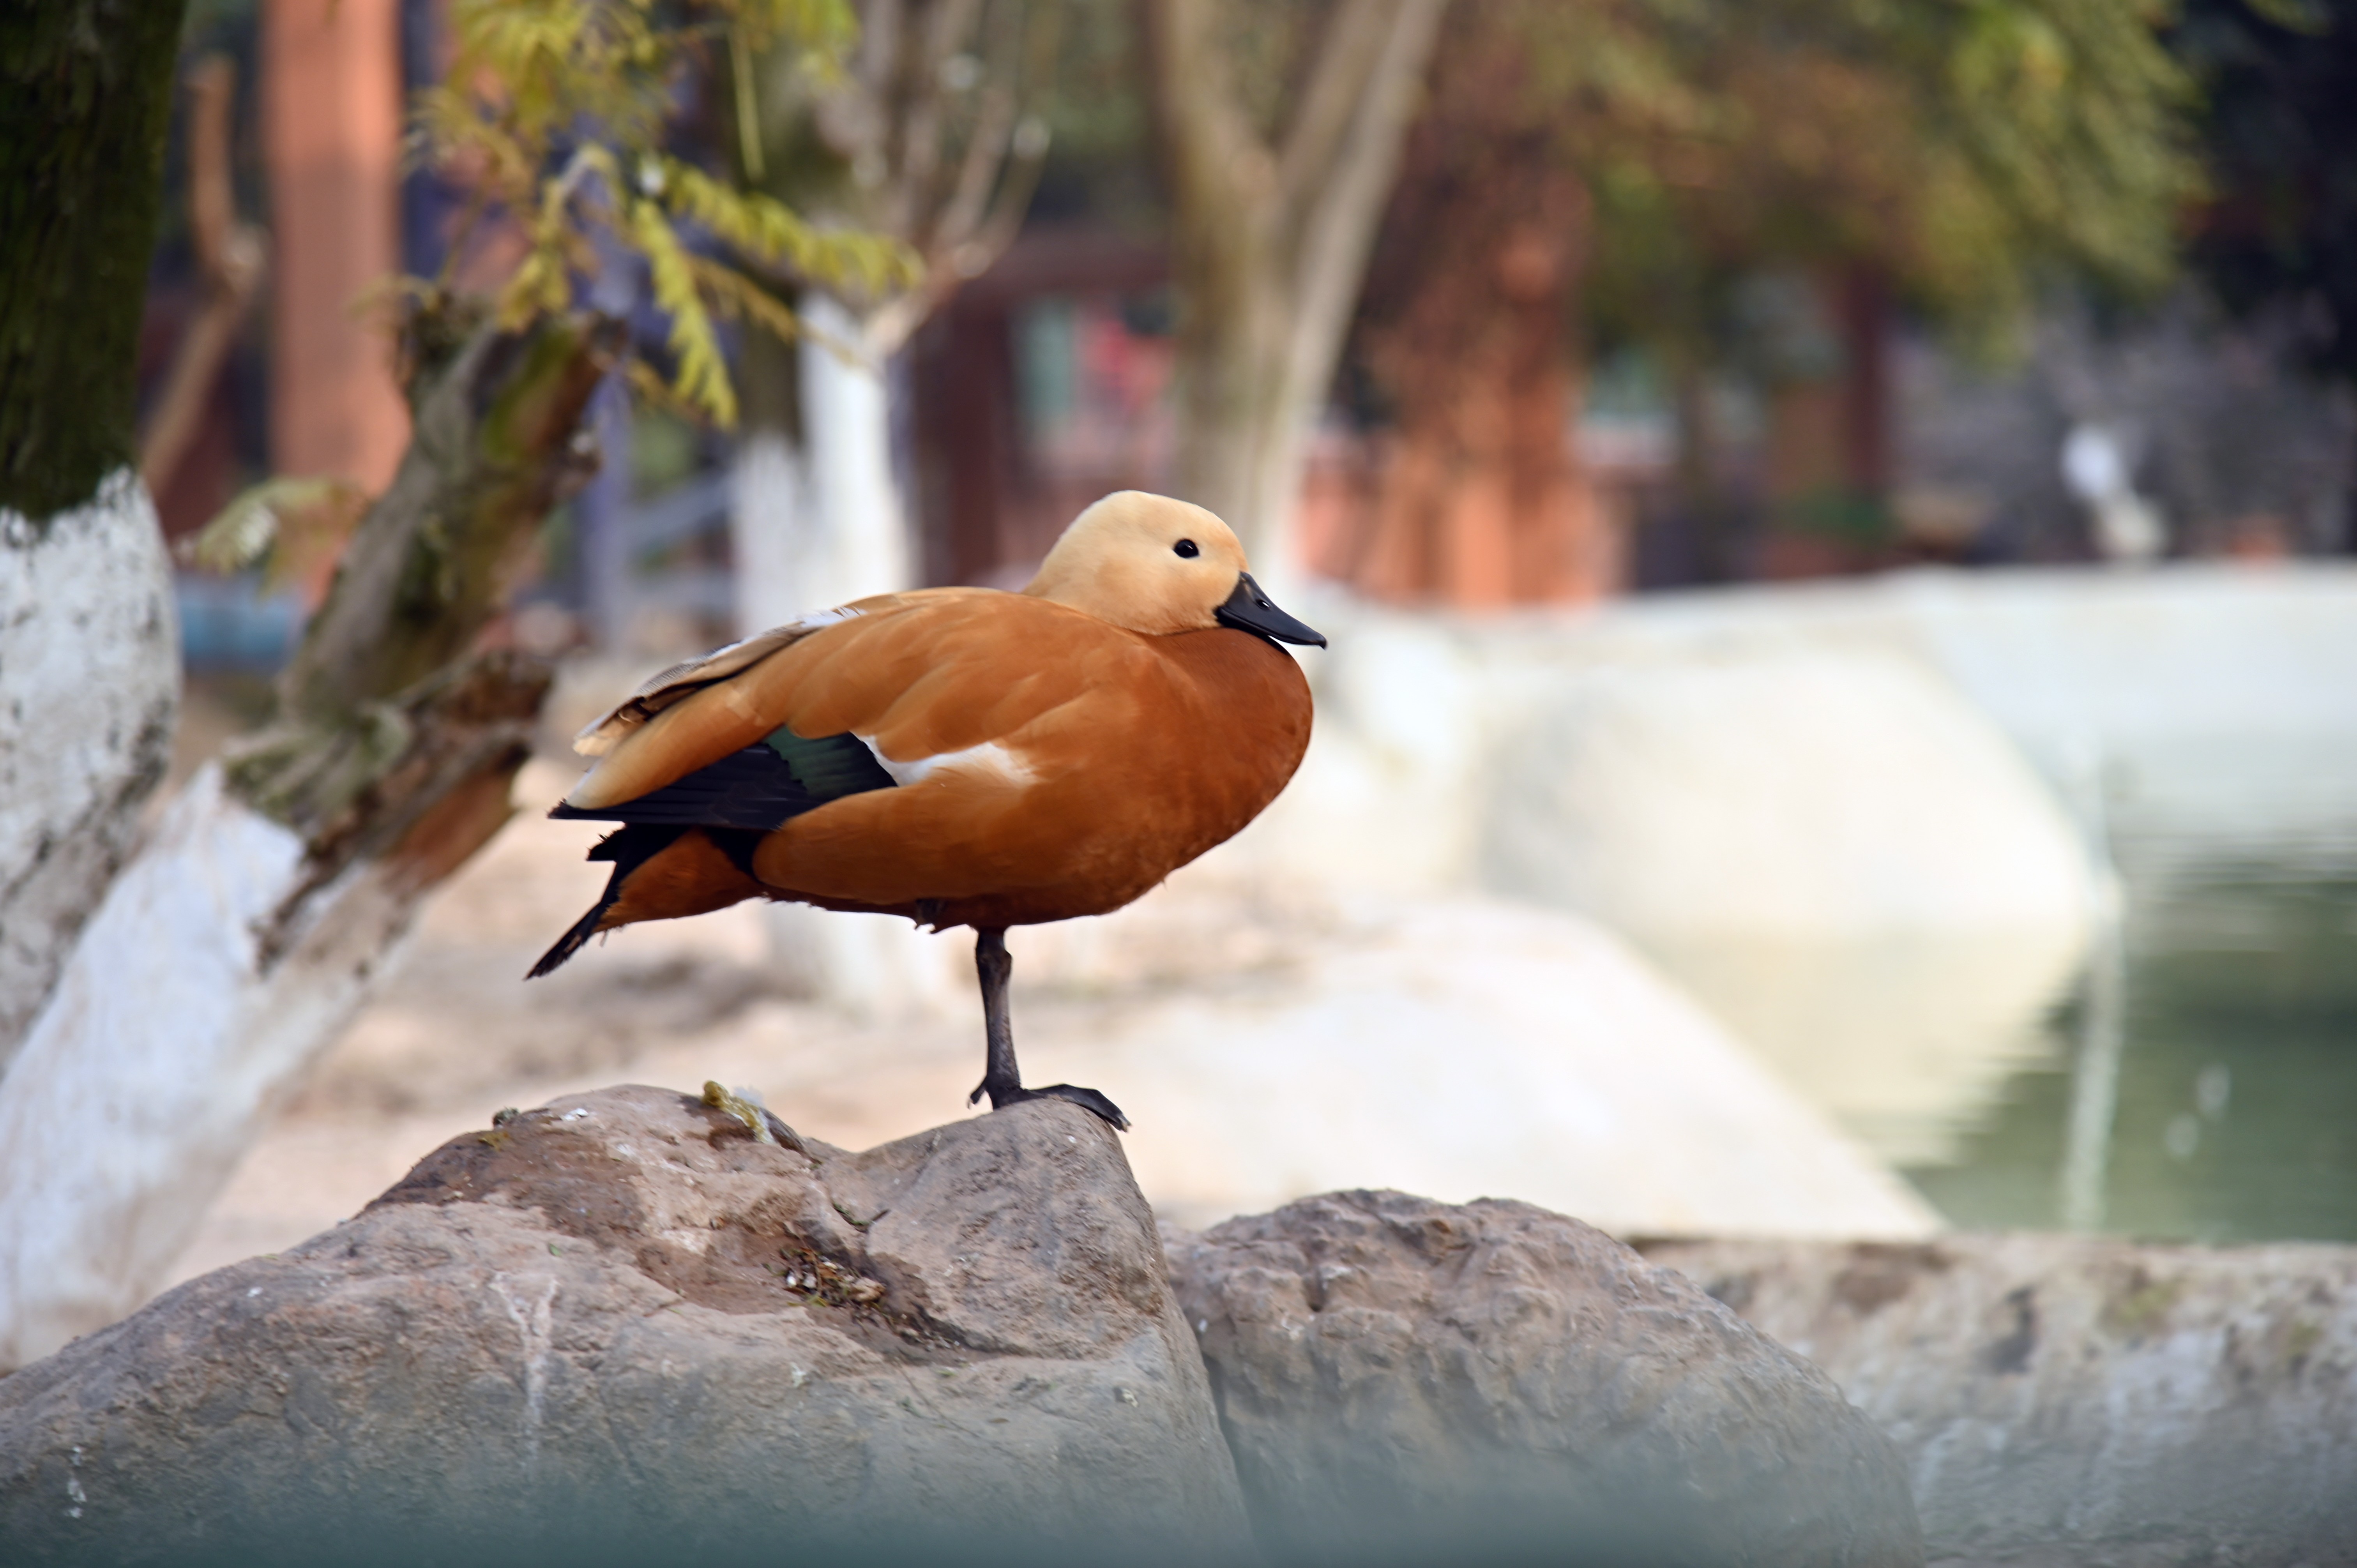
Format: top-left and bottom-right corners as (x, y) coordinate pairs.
(0, 468), (179, 1070)
(729, 297), (909, 633)
(729, 432), (813, 635)
(728, 295), (930, 1020)
(0, 766), (424, 1370)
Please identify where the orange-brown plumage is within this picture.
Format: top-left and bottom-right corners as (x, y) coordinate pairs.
(602, 828), (764, 929)
(753, 618), (1309, 927)
(532, 491), (1324, 1128)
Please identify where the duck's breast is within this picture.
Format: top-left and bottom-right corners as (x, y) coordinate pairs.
(1103, 625), (1314, 856)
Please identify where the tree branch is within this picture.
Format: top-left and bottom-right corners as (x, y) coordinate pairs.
(276, 311), (620, 732)
(1273, 0), (1406, 238)
(931, 1), (1028, 254)
(1151, 0), (1447, 559)
(1142, 0), (1278, 238)
(139, 54), (266, 498)
(220, 308), (618, 872)
(893, 0), (986, 235)
(815, 0), (900, 188)
(1282, 0), (1448, 400)
(245, 650), (550, 966)
(806, 0), (1060, 352)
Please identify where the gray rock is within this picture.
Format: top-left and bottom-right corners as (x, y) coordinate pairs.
(0, 1085), (1250, 1564)
(1168, 1190), (1923, 1567)
(1638, 1234), (2357, 1568)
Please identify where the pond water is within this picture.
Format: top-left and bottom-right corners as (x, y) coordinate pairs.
(1903, 846), (2357, 1243)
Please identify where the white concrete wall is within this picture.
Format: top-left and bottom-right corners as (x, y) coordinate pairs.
(1536, 563), (2357, 859)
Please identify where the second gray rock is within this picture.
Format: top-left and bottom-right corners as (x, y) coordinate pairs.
(1169, 1190), (1922, 1566)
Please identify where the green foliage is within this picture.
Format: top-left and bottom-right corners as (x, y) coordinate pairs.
(410, 0), (918, 427)
(1935, 0), (2199, 307)
(182, 475), (372, 591)
(1495, 0), (2202, 356)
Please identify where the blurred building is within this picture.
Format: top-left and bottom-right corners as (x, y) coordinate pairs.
(144, 0), (425, 666)
(906, 226), (1170, 589)
(1897, 293), (2356, 567)
(262, 0), (409, 500)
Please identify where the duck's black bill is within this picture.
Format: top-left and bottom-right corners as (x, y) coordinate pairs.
(1216, 572), (1327, 648)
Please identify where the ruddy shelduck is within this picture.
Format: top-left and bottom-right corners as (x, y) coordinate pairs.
(530, 491), (1323, 1128)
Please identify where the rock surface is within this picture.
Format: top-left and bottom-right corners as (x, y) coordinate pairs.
(1640, 1233), (2357, 1567)
(1167, 1190), (1924, 1567)
(0, 1085), (1249, 1563)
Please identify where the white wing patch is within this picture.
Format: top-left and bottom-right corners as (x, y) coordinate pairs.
(859, 737), (1037, 789)
(787, 605), (863, 634)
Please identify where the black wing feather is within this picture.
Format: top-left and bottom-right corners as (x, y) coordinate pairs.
(534, 731), (895, 980)
(527, 825), (679, 978)
(549, 728), (895, 832)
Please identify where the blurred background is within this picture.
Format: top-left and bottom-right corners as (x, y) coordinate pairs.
(140, 0), (2357, 1277)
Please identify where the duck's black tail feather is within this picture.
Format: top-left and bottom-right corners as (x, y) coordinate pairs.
(527, 825), (682, 978)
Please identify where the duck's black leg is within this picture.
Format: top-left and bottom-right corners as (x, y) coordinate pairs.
(966, 927), (1129, 1130)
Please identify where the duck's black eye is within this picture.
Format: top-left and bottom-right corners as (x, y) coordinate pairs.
(1173, 539), (1200, 559)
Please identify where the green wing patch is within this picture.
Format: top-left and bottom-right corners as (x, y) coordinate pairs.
(762, 727), (898, 802)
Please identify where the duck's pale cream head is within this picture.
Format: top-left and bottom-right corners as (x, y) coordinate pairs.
(1025, 491), (1325, 647)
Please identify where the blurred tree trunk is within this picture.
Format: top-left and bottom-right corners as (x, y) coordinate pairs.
(0, 309), (622, 1371)
(1668, 350), (1736, 584)
(138, 53), (267, 500)
(1145, 0), (1447, 576)
(0, 0), (184, 519)
(0, 0), (190, 1072)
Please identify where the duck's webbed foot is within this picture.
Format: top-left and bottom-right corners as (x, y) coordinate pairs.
(968, 926), (1130, 1131)
(966, 1077), (1130, 1131)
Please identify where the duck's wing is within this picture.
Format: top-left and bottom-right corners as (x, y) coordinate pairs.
(571, 593), (933, 758)
(551, 728), (897, 830)
(561, 590), (1122, 814)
